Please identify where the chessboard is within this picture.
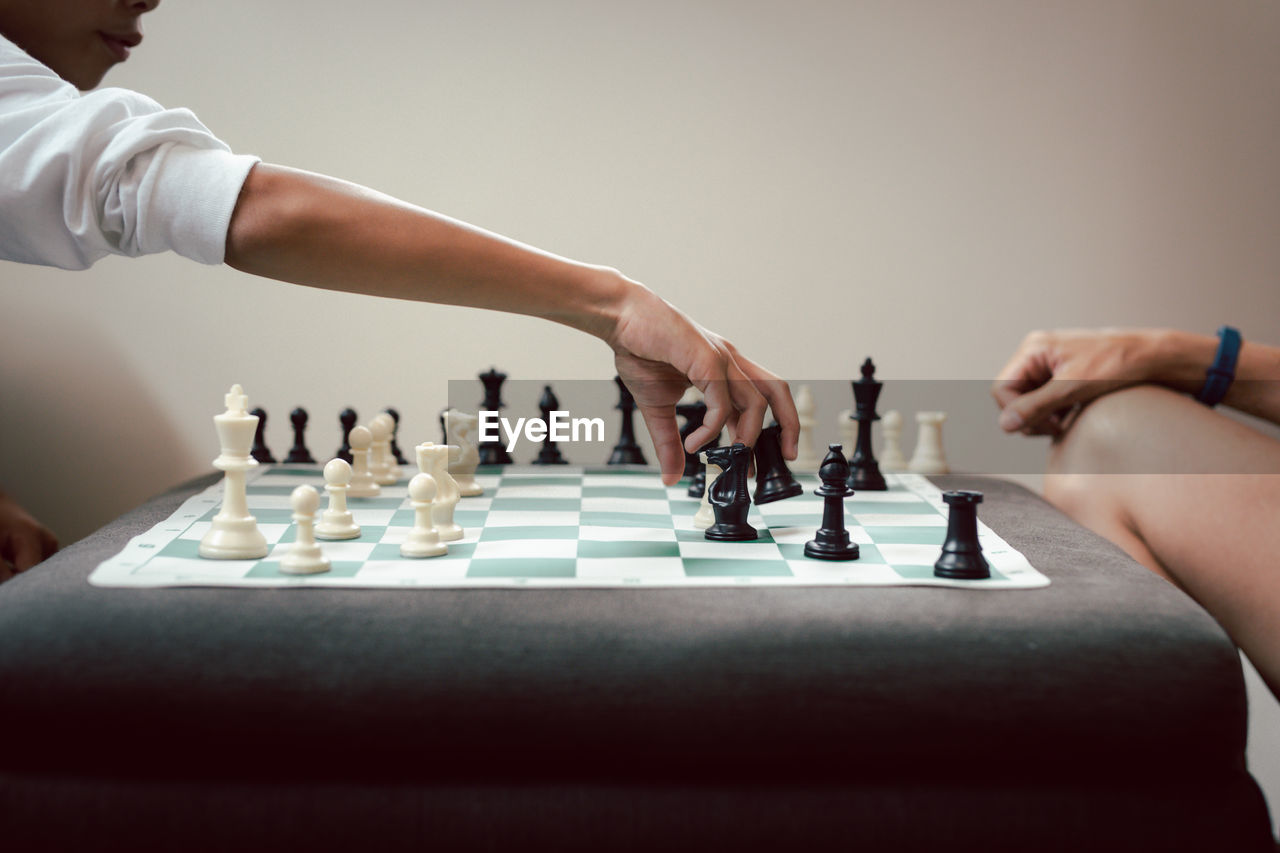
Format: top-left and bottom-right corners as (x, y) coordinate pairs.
(89, 465), (1050, 590)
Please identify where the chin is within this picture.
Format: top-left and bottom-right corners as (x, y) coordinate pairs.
(69, 66), (111, 91)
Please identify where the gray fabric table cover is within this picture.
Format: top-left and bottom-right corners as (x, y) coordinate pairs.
(0, 473), (1271, 850)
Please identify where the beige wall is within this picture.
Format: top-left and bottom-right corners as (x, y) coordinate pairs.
(1, 0), (1278, 831)
(3, 0), (1278, 541)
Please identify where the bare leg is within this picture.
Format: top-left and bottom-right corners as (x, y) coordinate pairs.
(1044, 385), (1280, 699)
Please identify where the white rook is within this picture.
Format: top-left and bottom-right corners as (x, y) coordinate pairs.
(908, 411), (950, 475)
(793, 384), (820, 473)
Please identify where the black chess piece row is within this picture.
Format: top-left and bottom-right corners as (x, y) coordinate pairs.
(251, 407), (317, 464)
(249, 406), (408, 468)
(698, 439), (988, 578)
(334, 407), (408, 465)
(464, 369), (649, 467)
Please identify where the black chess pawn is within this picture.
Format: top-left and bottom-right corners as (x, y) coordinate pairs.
(675, 395), (707, 481)
(848, 357), (887, 492)
(752, 424), (803, 504)
(438, 406), (451, 445)
(478, 367), (513, 465)
(249, 408), (276, 464)
(534, 385), (568, 465)
(284, 407), (316, 463)
(384, 408), (409, 465)
(934, 491), (990, 580)
(336, 408), (357, 464)
(704, 443), (757, 541)
(608, 376), (647, 465)
(804, 444), (860, 561)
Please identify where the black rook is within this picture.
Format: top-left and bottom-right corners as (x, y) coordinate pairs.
(934, 490), (990, 580)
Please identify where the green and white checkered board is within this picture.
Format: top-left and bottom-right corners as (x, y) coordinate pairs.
(88, 465), (1049, 590)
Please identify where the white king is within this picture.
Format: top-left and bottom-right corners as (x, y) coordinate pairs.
(199, 384), (269, 559)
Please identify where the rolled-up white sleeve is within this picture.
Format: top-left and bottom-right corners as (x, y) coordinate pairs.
(0, 35), (260, 269)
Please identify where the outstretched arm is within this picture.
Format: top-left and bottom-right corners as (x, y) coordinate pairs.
(991, 328), (1280, 436)
(224, 164), (798, 483)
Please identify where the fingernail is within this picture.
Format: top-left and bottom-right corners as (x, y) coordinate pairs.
(999, 409), (1024, 432)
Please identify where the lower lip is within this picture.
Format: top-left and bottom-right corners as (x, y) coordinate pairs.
(99, 34), (131, 62)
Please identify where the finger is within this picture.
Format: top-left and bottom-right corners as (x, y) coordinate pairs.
(722, 368), (768, 450)
(42, 529), (59, 560)
(10, 534), (44, 572)
(733, 354), (798, 458)
(999, 379), (1094, 433)
(991, 378), (1027, 411)
(638, 405), (686, 485)
(992, 350), (1054, 410)
(685, 372), (733, 453)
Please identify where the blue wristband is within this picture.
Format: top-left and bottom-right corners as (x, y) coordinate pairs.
(1195, 326), (1242, 407)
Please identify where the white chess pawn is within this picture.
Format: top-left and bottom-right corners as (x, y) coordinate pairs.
(908, 411), (950, 475)
(280, 485), (331, 574)
(793, 384), (820, 472)
(315, 458), (361, 540)
(693, 456), (723, 530)
(369, 413), (398, 486)
(346, 425), (382, 497)
(445, 409), (483, 496)
(837, 408), (859, 460)
(879, 410), (909, 472)
(401, 473), (447, 558)
(200, 383), (269, 559)
(416, 442), (463, 541)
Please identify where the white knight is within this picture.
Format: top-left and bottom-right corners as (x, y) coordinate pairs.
(445, 409), (483, 496)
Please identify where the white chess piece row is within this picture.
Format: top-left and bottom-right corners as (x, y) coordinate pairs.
(812, 406), (948, 476)
(774, 384), (954, 478)
(280, 443), (470, 572)
(199, 386), (492, 573)
(345, 413), (401, 499)
(880, 410), (949, 475)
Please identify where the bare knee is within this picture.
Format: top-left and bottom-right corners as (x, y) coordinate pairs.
(1048, 384), (1200, 478)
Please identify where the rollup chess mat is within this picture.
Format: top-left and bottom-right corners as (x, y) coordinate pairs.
(89, 465), (1050, 590)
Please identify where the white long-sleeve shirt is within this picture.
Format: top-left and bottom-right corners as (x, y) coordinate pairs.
(0, 33), (259, 269)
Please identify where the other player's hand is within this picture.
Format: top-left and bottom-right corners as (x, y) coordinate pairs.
(0, 491), (58, 581)
(607, 283), (798, 485)
(991, 329), (1165, 437)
